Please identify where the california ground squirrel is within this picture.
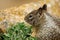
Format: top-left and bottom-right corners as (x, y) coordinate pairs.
(24, 4), (60, 40)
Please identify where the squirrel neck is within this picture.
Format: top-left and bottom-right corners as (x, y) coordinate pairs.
(38, 13), (58, 28)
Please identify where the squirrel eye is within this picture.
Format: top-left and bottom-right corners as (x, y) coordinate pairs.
(29, 14), (33, 18)
(29, 15), (33, 20)
(29, 15), (32, 18)
(28, 14), (34, 21)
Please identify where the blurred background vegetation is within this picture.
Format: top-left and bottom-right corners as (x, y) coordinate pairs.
(0, 0), (39, 10)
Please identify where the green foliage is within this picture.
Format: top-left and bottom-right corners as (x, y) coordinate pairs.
(2, 22), (37, 40)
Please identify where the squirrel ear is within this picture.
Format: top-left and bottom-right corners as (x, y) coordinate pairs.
(38, 7), (42, 11)
(42, 4), (47, 10)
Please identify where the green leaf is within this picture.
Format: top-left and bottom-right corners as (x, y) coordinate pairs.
(1, 22), (37, 40)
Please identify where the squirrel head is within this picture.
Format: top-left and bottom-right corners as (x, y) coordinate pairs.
(24, 4), (47, 26)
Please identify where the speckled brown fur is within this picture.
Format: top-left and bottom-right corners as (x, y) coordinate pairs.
(24, 4), (60, 40)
